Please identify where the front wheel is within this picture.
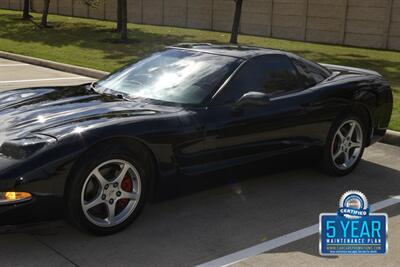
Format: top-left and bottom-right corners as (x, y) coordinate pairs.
(66, 146), (148, 235)
(322, 116), (366, 176)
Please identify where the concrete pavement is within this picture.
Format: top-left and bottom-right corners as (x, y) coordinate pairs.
(0, 51), (108, 79)
(236, 212), (400, 267)
(0, 58), (95, 91)
(0, 143), (398, 267)
(0, 58), (399, 267)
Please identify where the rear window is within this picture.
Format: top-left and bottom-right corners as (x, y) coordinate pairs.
(291, 56), (331, 88)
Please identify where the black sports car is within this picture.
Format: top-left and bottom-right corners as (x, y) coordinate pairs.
(0, 44), (393, 234)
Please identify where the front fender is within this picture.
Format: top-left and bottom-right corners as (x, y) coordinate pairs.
(0, 135), (87, 195)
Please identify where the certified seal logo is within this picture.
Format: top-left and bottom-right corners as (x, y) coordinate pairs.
(338, 190), (369, 219)
(319, 190), (387, 255)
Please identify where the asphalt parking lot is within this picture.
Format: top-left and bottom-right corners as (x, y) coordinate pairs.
(0, 58), (400, 267)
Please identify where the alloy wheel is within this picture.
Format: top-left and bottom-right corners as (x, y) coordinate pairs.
(81, 159), (142, 228)
(331, 120), (363, 171)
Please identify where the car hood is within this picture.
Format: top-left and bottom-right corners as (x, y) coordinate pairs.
(0, 85), (181, 142)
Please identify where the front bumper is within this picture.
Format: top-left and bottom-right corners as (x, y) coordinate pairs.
(0, 147), (76, 226)
(0, 194), (63, 226)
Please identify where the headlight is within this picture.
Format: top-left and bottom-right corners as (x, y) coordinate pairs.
(0, 134), (56, 159)
(0, 192), (32, 205)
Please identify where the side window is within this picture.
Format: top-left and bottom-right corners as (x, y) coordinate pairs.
(217, 55), (303, 103)
(291, 57), (329, 87)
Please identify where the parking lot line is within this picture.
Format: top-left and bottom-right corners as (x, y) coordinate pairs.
(0, 77), (91, 84)
(197, 195), (400, 267)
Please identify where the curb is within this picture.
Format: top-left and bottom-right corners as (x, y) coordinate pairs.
(381, 130), (400, 147)
(0, 51), (109, 79)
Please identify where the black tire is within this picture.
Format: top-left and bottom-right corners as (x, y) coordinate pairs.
(322, 114), (367, 176)
(65, 142), (149, 235)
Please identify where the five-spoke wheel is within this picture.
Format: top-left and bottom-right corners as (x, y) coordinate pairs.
(66, 144), (149, 235)
(331, 120), (363, 170)
(81, 159), (141, 228)
(323, 115), (366, 176)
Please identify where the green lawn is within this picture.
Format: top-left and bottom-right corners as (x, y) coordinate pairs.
(0, 9), (399, 130)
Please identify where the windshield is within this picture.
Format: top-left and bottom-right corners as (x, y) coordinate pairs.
(94, 49), (242, 105)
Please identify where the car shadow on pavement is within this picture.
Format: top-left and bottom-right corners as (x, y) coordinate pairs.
(1, 145), (400, 267)
(255, 159), (400, 263)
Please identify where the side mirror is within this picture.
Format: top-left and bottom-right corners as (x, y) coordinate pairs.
(233, 91), (270, 111)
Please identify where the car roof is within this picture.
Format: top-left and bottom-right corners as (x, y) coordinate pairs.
(169, 43), (290, 59)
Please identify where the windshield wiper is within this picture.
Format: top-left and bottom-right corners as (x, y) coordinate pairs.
(107, 89), (136, 102)
(115, 93), (132, 101)
(88, 84), (142, 102)
(90, 85), (130, 101)
(87, 82), (99, 93)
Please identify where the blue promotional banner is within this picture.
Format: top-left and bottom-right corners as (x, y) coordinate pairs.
(319, 191), (388, 255)
(320, 213), (387, 255)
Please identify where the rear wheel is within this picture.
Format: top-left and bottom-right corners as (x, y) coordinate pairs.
(322, 115), (366, 176)
(66, 145), (148, 235)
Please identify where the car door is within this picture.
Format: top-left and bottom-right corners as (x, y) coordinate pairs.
(201, 54), (330, 169)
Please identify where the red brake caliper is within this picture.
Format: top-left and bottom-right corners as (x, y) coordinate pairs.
(117, 175), (133, 209)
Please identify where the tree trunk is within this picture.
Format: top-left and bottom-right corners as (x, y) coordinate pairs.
(22, 0), (31, 20)
(230, 0), (243, 44)
(117, 0), (123, 32)
(41, 0), (50, 27)
(120, 0), (128, 40)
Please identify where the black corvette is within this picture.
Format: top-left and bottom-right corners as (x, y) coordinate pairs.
(0, 44), (392, 234)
